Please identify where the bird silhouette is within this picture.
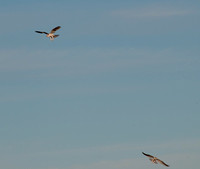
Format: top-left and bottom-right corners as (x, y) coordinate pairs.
(142, 152), (169, 167)
(35, 26), (61, 40)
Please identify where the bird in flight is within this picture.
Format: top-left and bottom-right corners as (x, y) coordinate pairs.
(142, 152), (170, 167)
(35, 26), (61, 40)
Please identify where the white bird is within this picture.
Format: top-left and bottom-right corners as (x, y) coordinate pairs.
(142, 152), (170, 167)
(35, 26), (61, 40)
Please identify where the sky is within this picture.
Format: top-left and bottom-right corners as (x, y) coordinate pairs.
(0, 0), (200, 169)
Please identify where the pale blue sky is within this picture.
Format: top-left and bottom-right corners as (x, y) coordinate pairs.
(0, 1), (200, 169)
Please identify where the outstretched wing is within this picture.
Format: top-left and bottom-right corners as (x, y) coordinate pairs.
(53, 35), (59, 38)
(35, 31), (48, 34)
(50, 26), (61, 34)
(142, 152), (154, 158)
(156, 159), (170, 167)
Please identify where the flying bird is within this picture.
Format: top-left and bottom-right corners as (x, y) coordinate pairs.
(142, 152), (169, 167)
(35, 26), (61, 40)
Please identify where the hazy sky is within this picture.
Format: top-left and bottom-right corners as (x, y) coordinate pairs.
(0, 1), (200, 169)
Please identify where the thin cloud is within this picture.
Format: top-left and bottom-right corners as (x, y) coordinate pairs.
(67, 139), (200, 169)
(69, 152), (199, 169)
(69, 158), (144, 169)
(0, 47), (187, 74)
(31, 138), (200, 158)
(111, 7), (195, 19)
(8, 139), (199, 169)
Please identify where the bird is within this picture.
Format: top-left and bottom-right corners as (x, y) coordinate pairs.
(35, 26), (61, 40)
(142, 152), (170, 167)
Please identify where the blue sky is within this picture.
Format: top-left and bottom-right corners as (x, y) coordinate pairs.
(0, 0), (200, 169)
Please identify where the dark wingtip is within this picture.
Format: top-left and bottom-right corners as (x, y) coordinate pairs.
(166, 164), (170, 167)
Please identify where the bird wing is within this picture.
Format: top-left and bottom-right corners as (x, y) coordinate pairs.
(53, 35), (59, 38)
(50, 26), (61, 34)
(35, 31), (48, 34)
(156, 159), (169, 167)
(142, 152), (154, 158)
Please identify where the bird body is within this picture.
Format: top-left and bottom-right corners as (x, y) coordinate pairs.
(35, 26), (61, 40)
(142, 152), (169, 167)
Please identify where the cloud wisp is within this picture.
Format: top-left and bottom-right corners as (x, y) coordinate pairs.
(0, 47), (189, 74)
(111, 6), (195, 19)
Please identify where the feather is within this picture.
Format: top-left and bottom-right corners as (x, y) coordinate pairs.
(142, 152), (154, 158)
(50, 26), (61, 33)
(35, 31), (48, 34)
